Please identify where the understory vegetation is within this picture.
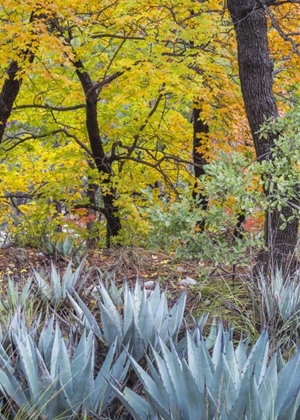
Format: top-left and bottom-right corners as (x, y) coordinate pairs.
(0, 246), (298, 419)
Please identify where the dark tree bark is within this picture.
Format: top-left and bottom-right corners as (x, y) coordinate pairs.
(74, 60), (121, 247)
(0, 61), (23, 143)
(0, 57), (35, 143)
(0, 12), (36, 143)
(228, 0), (299, 275)
(192, 103), (209, 231)
(85, 180), (99, 247)
(192, 104), (246, 239)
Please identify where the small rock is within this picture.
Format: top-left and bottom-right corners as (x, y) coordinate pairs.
(179, 277), (197, 286)
(195, 291), (202, 303)
(84, 286), (99, 296)
(144, 281), (155, 288)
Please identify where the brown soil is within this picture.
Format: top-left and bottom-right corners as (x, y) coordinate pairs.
(0, 245), (254, 330)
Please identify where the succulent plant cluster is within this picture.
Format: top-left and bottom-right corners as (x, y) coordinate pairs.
(40, 235), (86, 266)
(114, 328), (300, 419)
(0, 315), (128, 419)
(0, 261), (299, 419)
(69, 281), (186, 361)
(34, 259), (87, 307)
(253, 267), (300, 352)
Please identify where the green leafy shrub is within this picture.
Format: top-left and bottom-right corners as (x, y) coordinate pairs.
(141, 152), (263, 266)
(259, 105), (300, 222)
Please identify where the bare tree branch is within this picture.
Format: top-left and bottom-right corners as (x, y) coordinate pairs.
(117, 90), (165, 170)
(0, 182), (48, 201)
(0, 192), (34, 200)
(272, 0), (300, 5)
(92, 33), (145, 40)
(1, 128), (93, 158)
(260, 0), (300, 56)
(60, 129), (93, 157)
(86, 71), (124, 97)
(13, 103), (85, 111)
(1, 129), (67, 152)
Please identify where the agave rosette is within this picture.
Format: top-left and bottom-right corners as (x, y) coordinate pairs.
(69, 280), (186, 360)
(0, 314), (128, 419)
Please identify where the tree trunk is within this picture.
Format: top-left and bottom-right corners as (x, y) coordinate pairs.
(192, 103), (209, 231)
(0, 12), (36, 143)
(0, 61), (23, 143)
(74, 61), (121, 247)
(227, 0), (299, 275)
(0, 56), (34, 143)
(192, 104), (246, 239)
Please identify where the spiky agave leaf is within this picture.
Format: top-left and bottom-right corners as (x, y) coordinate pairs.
(40, 235), (87, 268)
(67, 292), (103, 338)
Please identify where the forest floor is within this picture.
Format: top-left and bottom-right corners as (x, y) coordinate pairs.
(0, 245), (258, 335)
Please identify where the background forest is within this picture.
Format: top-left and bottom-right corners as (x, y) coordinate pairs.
(1, 1), (300, 419)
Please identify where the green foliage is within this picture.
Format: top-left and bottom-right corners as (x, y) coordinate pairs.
(112, 326), (300, 420)
(142, 153), (263, 266)
(259, 105), (300, 226)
